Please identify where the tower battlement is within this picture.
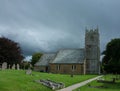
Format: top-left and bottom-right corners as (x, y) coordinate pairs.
(85, 28), (99, 34)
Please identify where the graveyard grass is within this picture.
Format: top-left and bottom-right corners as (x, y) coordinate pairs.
(0, 70), (97, 91)
(74, 74), (120, 91)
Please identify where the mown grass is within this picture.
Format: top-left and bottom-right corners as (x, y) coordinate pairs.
(0, 70), (97, 91)
(74, 74), (120, 91)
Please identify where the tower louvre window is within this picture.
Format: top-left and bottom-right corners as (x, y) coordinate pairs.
(90, 35), (94, 41)
(87, 45), (91, 48)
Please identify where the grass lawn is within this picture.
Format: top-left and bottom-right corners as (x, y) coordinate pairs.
(0, 70), (97, 91)
(74, 75), (120, 91)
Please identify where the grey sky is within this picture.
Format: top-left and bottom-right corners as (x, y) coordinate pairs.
(0, 0), (120, 60)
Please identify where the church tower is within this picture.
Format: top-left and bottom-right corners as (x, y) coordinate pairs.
(85, 28), (100, 74)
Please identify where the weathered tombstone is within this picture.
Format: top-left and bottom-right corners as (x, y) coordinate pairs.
(8, 64), (11, 69)
(29, 63), (33, 68)
(35, 79), (65, 90)
(26, 68), (32, 75)
(97, 77), (115, 83)
(2, 62), (7, 70)
(12, 64), (15, 69)
(17, 64), (20, 70)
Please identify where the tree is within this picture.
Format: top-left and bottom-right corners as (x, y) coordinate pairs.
(0, 37), (24, 65)
(102, 38), (120, 73)
(31, 52), (43, 66)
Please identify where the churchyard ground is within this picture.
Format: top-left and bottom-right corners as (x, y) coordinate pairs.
(0, 70), (97, 91)
(74, 74), (120, 91)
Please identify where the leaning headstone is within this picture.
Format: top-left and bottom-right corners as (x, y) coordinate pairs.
(17, 64), (20, 70)
(26, 68), (32, 75)
(35, 79), (65, 90)
(2, 62), (7, 70)
(12, 64), (15, 69)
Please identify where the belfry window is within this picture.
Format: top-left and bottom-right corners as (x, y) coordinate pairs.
(90, 35), (94, 41)
(87, 45), (91, 48)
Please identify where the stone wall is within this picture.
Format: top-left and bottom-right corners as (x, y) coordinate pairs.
(49, 63), (84, 74)
(34, 66), (47, 72)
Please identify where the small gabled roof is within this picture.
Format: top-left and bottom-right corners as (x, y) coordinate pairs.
(34, 54), (56, 66)
(51, 49), (85, 64)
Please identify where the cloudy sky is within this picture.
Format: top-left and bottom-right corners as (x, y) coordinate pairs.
(0, 0), (120, 60)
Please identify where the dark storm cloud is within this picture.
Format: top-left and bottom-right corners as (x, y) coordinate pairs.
(0, 0), (120, 59)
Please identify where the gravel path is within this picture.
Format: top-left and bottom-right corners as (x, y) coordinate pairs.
(57, 75), (103, 91)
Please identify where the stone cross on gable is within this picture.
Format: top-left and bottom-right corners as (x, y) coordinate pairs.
(2, 62), (7, 70)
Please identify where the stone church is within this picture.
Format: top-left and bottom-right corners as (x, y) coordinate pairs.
(34, 28), (100, 74)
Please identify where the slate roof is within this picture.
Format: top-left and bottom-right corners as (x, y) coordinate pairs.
(34, 54), (56, 66)
(51, 49), (85, 64)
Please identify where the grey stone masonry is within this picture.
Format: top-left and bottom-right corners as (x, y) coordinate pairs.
(85, 28), (100, 74)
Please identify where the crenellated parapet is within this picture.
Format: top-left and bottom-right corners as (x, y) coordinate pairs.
(85, 28), (99, 35)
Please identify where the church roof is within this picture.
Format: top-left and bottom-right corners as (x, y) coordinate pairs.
(51, 49), (85, 64)
(34, 54), (56, 66)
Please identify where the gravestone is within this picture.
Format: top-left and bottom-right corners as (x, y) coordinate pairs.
(12, 64), (15, 69)
(26, 68), (32, 75)
(97, 78), (115, 83)
(29, 64), (33, 68)
(35, 79), (65, 90)
(2, 62), (7, 70)
(88, 84), (107, 88)
(8, 64), (11, 69)
(17, 64), (20, 70)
